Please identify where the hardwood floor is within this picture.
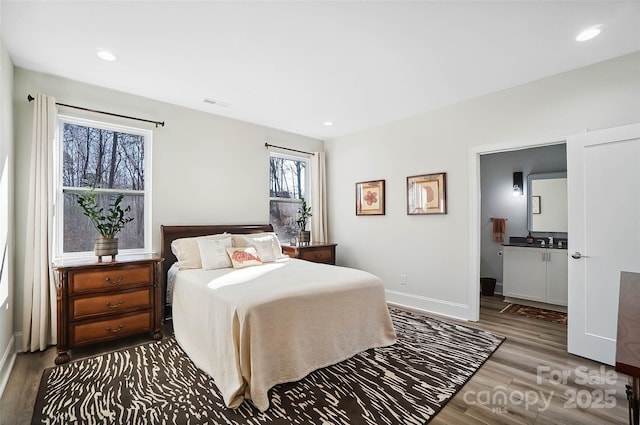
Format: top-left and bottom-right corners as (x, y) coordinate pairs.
(430, 296), (630, 425)
(0, 296), (631, 424)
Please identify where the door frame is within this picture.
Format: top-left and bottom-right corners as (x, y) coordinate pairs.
(467, 130), (583, 321)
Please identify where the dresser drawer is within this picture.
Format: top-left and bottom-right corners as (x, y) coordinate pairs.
(69, 264), (152, 294)
(299, 247), (333, 263)
(72, 312), (151, 345)
(71, 289), (151, 319)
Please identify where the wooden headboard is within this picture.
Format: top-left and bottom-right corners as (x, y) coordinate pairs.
(160, 223), (274, 318)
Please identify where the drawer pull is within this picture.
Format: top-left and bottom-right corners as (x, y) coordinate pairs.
(105, 276), (124, 285)
(105, 300), (124, 309)
(106, 324), (124, 334)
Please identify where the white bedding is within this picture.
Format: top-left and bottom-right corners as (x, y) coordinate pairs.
(171, 257), (397, 412)
(166, 262), (179, 304)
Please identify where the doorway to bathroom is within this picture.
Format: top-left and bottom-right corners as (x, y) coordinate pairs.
(478, 144), (567, 300)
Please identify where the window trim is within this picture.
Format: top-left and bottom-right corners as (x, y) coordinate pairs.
(54, 115), (153, 259)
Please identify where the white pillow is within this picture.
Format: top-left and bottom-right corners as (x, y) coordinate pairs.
(234, 232), (286, 260)
(238, 235), (277, 263)
(171, 233), (229, 269)
(197, 237), (233, 270)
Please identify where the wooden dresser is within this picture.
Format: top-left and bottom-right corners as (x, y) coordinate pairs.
(282, 242), (337, 265)
(52, 255), (163, 365)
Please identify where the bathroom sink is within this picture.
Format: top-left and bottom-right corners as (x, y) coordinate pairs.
(503, 236), (568, 249)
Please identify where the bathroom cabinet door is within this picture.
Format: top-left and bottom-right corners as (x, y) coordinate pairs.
(546, 249), (568, 306)
(503, 246), (546, 302)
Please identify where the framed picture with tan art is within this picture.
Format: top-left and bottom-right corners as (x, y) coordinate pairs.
(532, 196), (541, 214)
(407, 172), (447, 215)
(356, 180), (385, 216)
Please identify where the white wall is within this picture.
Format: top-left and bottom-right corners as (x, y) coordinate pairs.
(0, 34), (15, 396)
(325, 51), (640, 320)
(12, 68), (323, 339)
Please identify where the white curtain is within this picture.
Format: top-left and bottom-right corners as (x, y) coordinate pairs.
(22, 93), (58, 352)
(310, 151), (328, 243)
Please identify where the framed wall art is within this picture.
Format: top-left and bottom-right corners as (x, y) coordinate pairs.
(356, 179), (385, 216)
(407, 172), (447, 215)
(532, 195), (541, 214)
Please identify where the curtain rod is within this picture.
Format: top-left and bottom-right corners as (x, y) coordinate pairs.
(264, 142), (314, 156)
(27, 94), (165, 128)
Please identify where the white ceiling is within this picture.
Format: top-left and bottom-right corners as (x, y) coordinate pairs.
(2, 1), (640, 140)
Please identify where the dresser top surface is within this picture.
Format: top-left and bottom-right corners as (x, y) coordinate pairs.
(283, 242), (337, 249)
(53, 253), (162, 270)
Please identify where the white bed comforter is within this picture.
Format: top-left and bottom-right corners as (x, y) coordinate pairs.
(171, 258), (397, 412)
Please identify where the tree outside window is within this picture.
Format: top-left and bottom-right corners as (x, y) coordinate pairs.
(269, 153), (309, 243)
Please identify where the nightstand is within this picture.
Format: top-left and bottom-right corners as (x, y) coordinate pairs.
(282, 242), (337, 265)
(52, 254), (163, 365)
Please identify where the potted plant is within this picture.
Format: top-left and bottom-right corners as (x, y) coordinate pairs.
(77, 184), (134, 261)
(296, 198), (312, 245)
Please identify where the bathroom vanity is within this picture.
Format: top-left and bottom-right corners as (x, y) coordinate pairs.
(502, 243), (568, 308)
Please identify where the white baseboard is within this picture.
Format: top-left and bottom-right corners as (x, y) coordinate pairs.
(386, 289), (472, 321)
(0, 335), (16, 399)
(14, 331), (23, 353)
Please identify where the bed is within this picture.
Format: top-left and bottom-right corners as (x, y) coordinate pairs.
(160, 224), (397, 412)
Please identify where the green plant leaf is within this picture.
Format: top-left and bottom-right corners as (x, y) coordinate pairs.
(76, 183), (135, 239)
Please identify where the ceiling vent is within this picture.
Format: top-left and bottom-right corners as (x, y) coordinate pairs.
(203, 98), (230, 108)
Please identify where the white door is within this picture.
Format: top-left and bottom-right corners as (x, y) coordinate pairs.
(567, 123), (640, 365)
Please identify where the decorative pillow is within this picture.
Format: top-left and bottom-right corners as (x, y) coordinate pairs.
(238, 235), (277, 263)
(171, 233), (229, 269)
(197, 237), (233, 270)
(233, 232), (286, 259)
(226, 247), (263, 269)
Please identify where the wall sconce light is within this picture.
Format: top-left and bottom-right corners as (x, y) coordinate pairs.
(513, 172), (523, 196)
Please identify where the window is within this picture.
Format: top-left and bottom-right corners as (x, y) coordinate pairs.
(269, 152), (309, 243)
(55, 116), (151, 257)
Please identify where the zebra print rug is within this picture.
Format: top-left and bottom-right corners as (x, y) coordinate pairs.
(32, 308), (503, 424)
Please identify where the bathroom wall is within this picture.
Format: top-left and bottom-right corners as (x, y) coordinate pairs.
(480, 144), (567, 289)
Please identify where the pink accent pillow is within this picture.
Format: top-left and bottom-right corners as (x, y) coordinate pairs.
(226, 247), (263, 269)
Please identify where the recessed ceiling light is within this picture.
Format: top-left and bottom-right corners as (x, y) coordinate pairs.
(96, 49), (117, 61)
(576, 25), (604, 42)
(323, 121), (334, 126)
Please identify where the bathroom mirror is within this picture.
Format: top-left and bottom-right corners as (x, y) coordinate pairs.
(527, 171), (568, 232)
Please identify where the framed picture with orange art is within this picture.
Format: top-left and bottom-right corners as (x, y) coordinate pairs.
(407, 172), (447, 215)
(356, 179), (385, 216)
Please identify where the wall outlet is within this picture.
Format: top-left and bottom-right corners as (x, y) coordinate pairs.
(400, 274), (408, 285)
